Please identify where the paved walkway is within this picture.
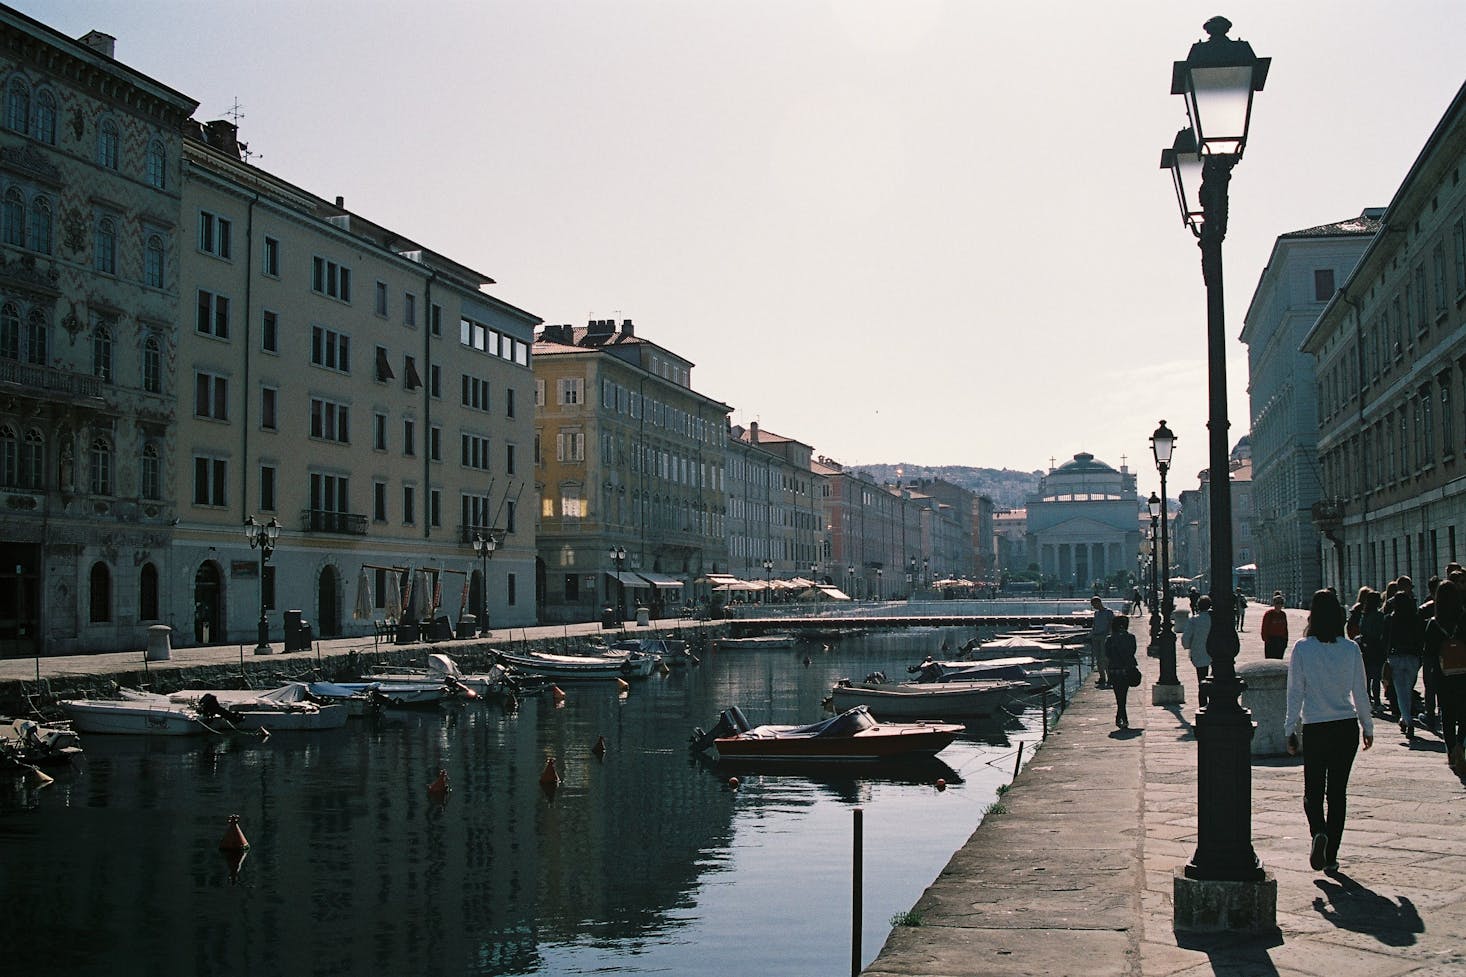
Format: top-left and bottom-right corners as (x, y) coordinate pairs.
(867, 608), (1466, 977)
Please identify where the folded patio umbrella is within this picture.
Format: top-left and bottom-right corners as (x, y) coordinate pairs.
(353, 567), (373, 620)
(386, 570), (404, 620)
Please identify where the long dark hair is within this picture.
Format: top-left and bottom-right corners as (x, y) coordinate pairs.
(1308, 589), (1345, 643)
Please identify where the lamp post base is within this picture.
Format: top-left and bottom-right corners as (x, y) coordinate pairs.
(253, 642), (274, 656)
(1173, 866), (1276, 932)
(1152, 681), (1185, 706)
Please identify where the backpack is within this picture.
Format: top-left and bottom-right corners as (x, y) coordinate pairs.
(1440, 620), (1466, 676)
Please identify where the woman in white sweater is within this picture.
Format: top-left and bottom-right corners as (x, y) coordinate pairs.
(1285, 589), (1374, 873)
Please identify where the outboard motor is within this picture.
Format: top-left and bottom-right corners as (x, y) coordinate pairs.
(689, 706), (753, 754)
(862, 671), (887, 685)
(197, 693), (246, 725)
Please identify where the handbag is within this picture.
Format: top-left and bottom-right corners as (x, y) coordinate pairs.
(1127, 665), (1142, 688)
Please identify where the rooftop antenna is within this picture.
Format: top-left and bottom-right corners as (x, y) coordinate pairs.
(225, 98), (261, 164)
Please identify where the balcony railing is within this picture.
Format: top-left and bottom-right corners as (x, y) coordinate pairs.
(300, 509), (368, 535)
(0, 359), (104, 403)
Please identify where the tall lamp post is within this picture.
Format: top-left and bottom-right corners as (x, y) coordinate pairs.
(244, 515), (280, 655)
(1151, 422), (1180, 694)
(474, 532), (498, 634)
(1161, 16), (1272, 922)
(608, 545), (627, 622)
(847, 564), (856, 600)
(762, 558), (773, 605)
(875, 568), (883, 602)
(1148, 521), (1161, 637)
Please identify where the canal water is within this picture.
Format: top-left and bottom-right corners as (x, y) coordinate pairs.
(0, 628), (1078, 977)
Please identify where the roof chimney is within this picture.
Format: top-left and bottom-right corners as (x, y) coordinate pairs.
(620, 318), (634, 337)
(203, 120), (242, 159)
(587, 318), (614, 339)
(79, 30), (116, 59)
(749, 421), (760, 445)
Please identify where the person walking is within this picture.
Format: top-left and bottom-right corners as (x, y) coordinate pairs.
(1285, 589), (1374, 873)
(1425, 580), (1466, 774)
(1235, 587), (1248, 632)
(1419, 577), (1442, 731)
(1357, 589), (1388, 713)
(1260, 593), (1289, 659)
(1105, 615), (1139, 729)
(1385, 576), (1425, 739)
(1182, 594), (1213, 708)
(1090, 596), (1116, 689)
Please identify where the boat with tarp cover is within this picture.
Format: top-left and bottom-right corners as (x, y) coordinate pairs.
(690, 705), (962, 763)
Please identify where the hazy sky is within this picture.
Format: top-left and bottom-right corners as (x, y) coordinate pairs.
(21, 1), (1466, 500)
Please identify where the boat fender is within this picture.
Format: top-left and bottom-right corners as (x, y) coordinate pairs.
(727, 777), (740, 790)
(219, 814), (250, 852)
(539, 757), (561, 786)
(615, 678), (630, 693)
(427, 768), (450, 796)
(551, 685), (566, 703)
(24, 765), (53, 788)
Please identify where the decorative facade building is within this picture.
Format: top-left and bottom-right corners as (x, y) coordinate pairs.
(1024, 453), (1140, 590)
(176, 121), (541, 643)
(1242, 210), (1380, 604)
(1, 12), (197, 654)
(1303, 81), (1466, 593)
(727, 422), (820, 584)
(532, 319), (730, 622)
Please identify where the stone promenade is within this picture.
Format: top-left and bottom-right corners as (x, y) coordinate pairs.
(867, 608), (1466, 977)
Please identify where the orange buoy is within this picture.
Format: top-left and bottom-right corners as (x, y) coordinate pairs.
(591, 735), (607, 758)
(23, 766), (53, 788)
(427, 768), (450, 796)
(551, 685), (566, 703)
(935, 778), (947, 792)
(218, 814), (250, 852)
(727, 777), (740, 790)
(539, 757), (561, 786)
(615, 678), (630, 693)
(221, 845), (249, 884)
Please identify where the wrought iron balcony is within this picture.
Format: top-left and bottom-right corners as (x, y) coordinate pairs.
(300, 508), (368, 535)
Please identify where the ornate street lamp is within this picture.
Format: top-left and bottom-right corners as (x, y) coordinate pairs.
(762, 558), (774, 605)
(608, 545), (627, 622)
(473, 532), (498, 634)
(876, 567), (883, 602)
(1151, 423), (1180, 694)
(1162, 15), (1271, 918)
(244, 515), (280, 655)
(847, 564), (856, 600)
(1148, 520), (1161, 633)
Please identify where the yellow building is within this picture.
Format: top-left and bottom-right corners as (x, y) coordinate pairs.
(533, 319), (730, 622)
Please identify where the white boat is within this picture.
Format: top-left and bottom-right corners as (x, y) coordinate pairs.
(828, 677), (1028, 719)
(909, 657), (1066, 691)
(494, 647), (656, 680)
(59, 697), (206, 736)
(716, 632), (799, 650)
(120, 685), (349, 732)
(369, 653), (524, 696)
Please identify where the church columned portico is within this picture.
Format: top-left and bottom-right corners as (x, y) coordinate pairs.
(1026, 453), (1142, 593)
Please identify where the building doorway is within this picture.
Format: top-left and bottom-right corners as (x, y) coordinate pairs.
(193, 562), (222, 644)
(0, 543), (40, 658)
(318, 564), (340, 637)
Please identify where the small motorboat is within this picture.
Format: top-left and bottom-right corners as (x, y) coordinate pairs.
(611, 637), (698, 667)
(494, 647), (656, 680)
(908, 656), (1066, 691)
(715, 632), (800, 651)
(368, 653), (543, 697)
(58, 697), (207, 736)
(690, 705), (963, 763)
(0, 718), (83, 770)
(134, 685), (350, 732)
(828, 676), (1028, 719)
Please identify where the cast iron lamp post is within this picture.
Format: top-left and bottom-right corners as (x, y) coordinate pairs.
(244, 515), (280, 655)
(763, 558), (774, 605)
(608, 545), (626, 622)
(1148, 520), (1161, 635)
(876, 568), (883, 601)
(847, 564), (855, 600)
(1161, 15), (1270, 903)
(473, 532), (497, 633)
(1151, 423), (1180, 689)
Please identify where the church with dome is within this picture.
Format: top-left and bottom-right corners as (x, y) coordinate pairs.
(1023, 452), (1142, 589)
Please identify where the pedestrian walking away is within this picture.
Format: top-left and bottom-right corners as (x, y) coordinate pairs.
(1235, 587), (1248, 632)
(1385, 576), (1425, 739)
(1181, 594), (1212, 708)
(1261, 593), (1289, 659)
(1424, 580), (1466, 775)
(1356, 589), (1388, 713)
(1285, 588), (1374, 873)
(1105, 615), (1139, 729)
(1090, 596), (1116, 688)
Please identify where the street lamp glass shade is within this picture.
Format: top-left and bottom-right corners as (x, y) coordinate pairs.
(1170, 16), (1269, 157)
(1160, 128), (1204, 234)
(1150, 420), (1177, 468)
(243, 515), (257, 542)
(1148, 491), (1163, 518)
(265, 517), (281, 543)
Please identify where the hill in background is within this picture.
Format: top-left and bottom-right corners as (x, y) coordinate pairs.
(848, 463), (1043, 511)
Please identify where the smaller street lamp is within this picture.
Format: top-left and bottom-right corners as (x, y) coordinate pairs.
(847, 564), (856, 600)
(876, 567), (883, 602)
(474, 532), (498, 634)
(762, 558), (774, 605)
(608, 545), (627, 622)
(244, 515), (281, 655)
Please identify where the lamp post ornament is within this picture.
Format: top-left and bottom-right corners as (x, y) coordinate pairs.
(244, 515), (280, 655)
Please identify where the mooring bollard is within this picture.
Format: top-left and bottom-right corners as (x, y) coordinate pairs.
(1013, 740), (1025, 778)
(851, 806), (863, 977)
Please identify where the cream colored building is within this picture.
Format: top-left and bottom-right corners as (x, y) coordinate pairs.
(533, 319), (730, 622)
(175, 121), (540, 644)
(727, 422), (821, 585)
(1, 12), (196, 654)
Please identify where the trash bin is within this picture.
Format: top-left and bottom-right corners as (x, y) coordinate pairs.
(284, 610), (313, 652)
(601, 605), (618, 629)
(636, 606), (650, 627)
(457, 613), (477, 639)
(430, 616), (453, 641)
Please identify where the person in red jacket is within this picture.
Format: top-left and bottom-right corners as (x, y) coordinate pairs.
(1261, 592), (1289, 659)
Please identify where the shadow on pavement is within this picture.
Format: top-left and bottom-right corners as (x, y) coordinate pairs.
(1174, 926), (1283, 974)
(1161, 703), (1196, 741)
(1312, 873), (1423, 946)
(1108, 727), (1144, 740)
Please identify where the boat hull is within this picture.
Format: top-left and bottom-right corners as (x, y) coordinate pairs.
(714, 724), (961, 763)
(59, 700), (204, 736)
(494, 650), (654, 680)
(828, 680), (1026, 719)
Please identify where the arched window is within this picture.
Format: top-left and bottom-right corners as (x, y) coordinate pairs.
(33, 90), (55, 144)
(90, 436), (112, 496)
(2, 187), (22, 246)
(139, 563), (159, 621)
(144, 234), (164, 288)
(5, 77), (28, 133)
(0, 425), (16, 487)
(143, 336), (162, 394)
(0, 303), (18, 360)
(92, 322), (112, 382)
(89, 562), (110, 623)
(21, 429), (43, 489)
(97, 119), (119, 169)
(28, 195), (51, 254)
(140, 442), (160, 500)
(24, 310), (45, 365)
(94, 217), (116, 274)
(145, 139), (166, 189)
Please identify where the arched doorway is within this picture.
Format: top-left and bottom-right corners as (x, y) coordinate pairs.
(317, 564), (340, 637)
(193, 562), (222, 644)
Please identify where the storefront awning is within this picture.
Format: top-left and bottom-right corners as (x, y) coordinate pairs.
(636, 572), (684, 589)
(817, 585), (853, 601)
(605, 570), (645, 587)
(700, 573), (740, 585)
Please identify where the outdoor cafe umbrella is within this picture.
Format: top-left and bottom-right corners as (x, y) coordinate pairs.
(386, 570), (403, 621)
(353, 567), (373, 620)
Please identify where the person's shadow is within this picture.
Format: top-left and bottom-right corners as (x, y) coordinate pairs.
(1313, 872), (1422, 946)
(1108, 727), (1144, 740)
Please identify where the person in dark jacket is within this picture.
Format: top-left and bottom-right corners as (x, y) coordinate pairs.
(1425, 580), (1466, 775)
(1105, 615), (1139, 729)
(1385, 576), (1424, 738)
(1356, 589), (1387, 712)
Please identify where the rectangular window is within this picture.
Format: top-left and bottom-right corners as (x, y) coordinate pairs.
(1454, 218), (1465, 295)
(199, 211), (232, 259)
(565, 574), (579, 602)
(1313, 268), (1335, 302)
(375, 281), (388, 317)
(1443, 379), (1455, 459)
(261, 386), (277, 431)
(557, 377), (583, 405)
(506, 387), (515, 418)
(261, 310), (278, 353)
(374, 412), (388, 451)
(430, 303), (442, 337)
(402, 485), (416, 525)
(461, 433), (491, 471)
(403, 418), (416, 457)
(260, 465), (276, 512)
(262, 236), (280, 277)
(196, 290), (230, 339)
(404, 355), (422, 391)
(1434, 244), (1448, 311)
(462, 375), (491, 412)
(429, 425), (441, 462)
(556, 430), (584, 462)
(535, 379), (545, 407)
(506, 443), (516, 476)
(430, 488), (441, 528)
(309, 398), (350, 443)
(404, 292), (416, 327)
(194, 372), (229, 420)
(192, 455), (227, 506)
(374, 345), (394, 382)
(430, 365), (441, 399)
(311, 256), (352, 301)
(310, 325), (351, 373)
(373, 481), (387, 522)
(506, 498), (516, 534)
(507, 573), (517, 606)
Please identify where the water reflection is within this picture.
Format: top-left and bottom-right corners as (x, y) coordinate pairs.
(0, 628), (1068, 976)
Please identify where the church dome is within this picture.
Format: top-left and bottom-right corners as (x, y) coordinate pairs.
(1055, 452), (1117, 474)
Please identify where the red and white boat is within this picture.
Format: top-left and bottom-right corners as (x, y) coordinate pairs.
(690, 705), (963, 764)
